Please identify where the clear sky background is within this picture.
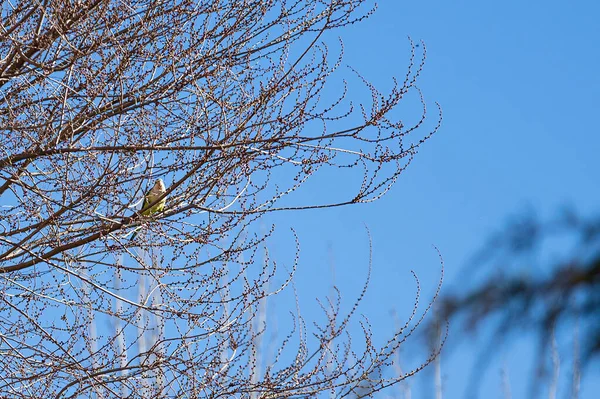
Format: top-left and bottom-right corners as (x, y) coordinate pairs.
(261, 1), (600, 398)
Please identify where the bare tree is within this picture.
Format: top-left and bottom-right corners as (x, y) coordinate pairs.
(0, 1), (442, 398)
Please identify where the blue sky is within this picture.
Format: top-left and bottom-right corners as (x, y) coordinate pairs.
(263, 1), (599, 398)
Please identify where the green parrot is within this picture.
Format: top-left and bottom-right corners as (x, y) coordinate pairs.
(130, 179), (167, 240)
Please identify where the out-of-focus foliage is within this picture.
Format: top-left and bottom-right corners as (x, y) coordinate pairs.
(440, 209), (599, 393)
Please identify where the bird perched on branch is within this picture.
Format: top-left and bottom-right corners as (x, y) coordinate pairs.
(130, 179), (167, 240)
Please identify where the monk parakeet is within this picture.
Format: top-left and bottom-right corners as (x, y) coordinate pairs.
(130, 179), (167, 240)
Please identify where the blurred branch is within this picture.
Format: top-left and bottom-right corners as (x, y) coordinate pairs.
(439, 208), (600, 395)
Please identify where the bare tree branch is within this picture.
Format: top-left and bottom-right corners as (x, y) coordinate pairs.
(0, 1), (441, 397)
